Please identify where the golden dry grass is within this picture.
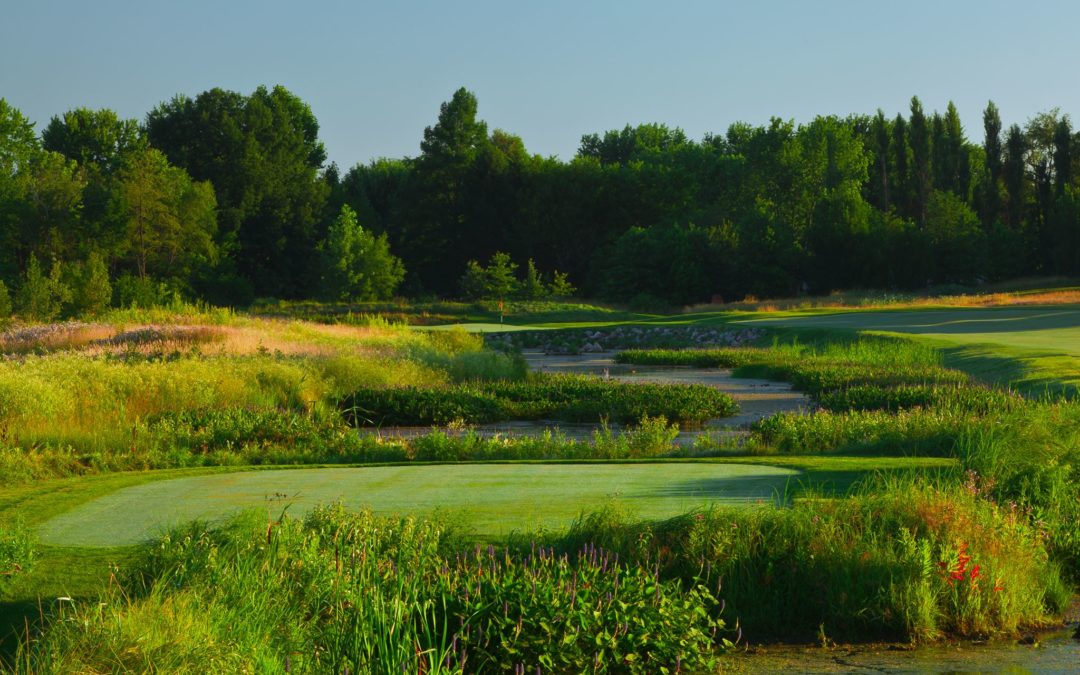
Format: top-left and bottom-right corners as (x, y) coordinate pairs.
(686, 287), (1080, 314)
(1, 319), (406, 359)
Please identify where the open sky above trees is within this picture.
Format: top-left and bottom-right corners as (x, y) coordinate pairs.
(2, 0), (1079, 167)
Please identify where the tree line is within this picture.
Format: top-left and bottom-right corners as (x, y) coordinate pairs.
(2, 86), (1079, 316)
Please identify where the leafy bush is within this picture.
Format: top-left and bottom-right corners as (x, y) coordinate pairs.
(319, 205), (405, 301)
(16, 255), (71, 321)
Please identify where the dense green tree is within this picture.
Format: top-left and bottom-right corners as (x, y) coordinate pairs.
(1053, 117), (1073, 197)
(71, 250), (112, 316)
(16, 255), (71, 321)
(925, 190), (985, 281)
(891, 114), (911, 218)
(19, 151), (86, 262)
(549, 270), (576, 298)
(42, 108), (144, 173)
(319, 205), (405, 301)
(871, 110), (891, 211)
(146, 85), (327, 298)
(118, 147), (216, 282)
(981, 101), (1004, 226)
(459, 252), (519, 301)
(598, 224), (717, 306)
(404, 88), (491, 292)
(908, 97), (932, 226)
(1003, 124), (1027, 229)
(519, 259), (547, 300)
(0, 279), (11, 325)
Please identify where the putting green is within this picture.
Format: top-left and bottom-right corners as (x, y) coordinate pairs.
(740, 306), (1080, 352)
(739, 306), (1080, 392)
(38, 463), (799, 548)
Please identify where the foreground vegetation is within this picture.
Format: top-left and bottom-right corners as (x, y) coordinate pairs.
(0, 303), (1078, 671)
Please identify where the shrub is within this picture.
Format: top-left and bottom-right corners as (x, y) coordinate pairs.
(16, 255), (71, 321)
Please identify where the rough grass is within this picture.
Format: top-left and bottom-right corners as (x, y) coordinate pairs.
(0, 319), (525, 461)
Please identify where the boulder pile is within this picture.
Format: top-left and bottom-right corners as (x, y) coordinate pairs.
(484, 326), (765, 354)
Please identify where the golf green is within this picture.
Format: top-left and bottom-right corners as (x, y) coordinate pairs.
(739, 306), (1080, 355)
(38, 463), (799, 547)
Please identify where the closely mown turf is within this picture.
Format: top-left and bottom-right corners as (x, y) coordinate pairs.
(36, 462), (798, 547)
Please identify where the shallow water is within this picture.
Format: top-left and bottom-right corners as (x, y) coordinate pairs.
(731, 628), (1080, 674)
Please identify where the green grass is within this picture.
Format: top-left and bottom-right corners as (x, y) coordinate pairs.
(735, 306), (1080, 395)
(36, 462), (799, 547)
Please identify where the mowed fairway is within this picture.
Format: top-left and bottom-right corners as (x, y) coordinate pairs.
(739, 306), (1080, 392)
(38, 463), (799, 547)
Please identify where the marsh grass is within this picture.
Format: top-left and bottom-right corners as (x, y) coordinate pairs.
(15, 507), (730, 674)
(0, 320), (528, 462)
(341, 373), (737, 427)
(561, 480), (1068, 642)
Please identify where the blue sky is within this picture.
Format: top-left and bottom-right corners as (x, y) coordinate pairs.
(2, 1), (1077, 168)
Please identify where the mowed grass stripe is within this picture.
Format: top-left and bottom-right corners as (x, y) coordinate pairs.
(38, 463), (799, 547)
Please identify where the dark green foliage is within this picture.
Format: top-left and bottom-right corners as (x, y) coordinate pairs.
(146, 407), (368, 462)
(519, 258), (546, 299)
(146, 85), (328, 298)
(341, 374), (737, 426)
(0, 279), (11, 324)
(15, 255), (71, 321)
(6, 91), (1080, 307)
(70, 250), (112, 316)
(319, 205), (405, 301)
(460, 251), (518, 300)
(42, 107), (144, 174)
(597, 224), (718, 305)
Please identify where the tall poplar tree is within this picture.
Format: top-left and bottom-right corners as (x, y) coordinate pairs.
(908, 97), (932, 227)
(982, 101), (1004, 225)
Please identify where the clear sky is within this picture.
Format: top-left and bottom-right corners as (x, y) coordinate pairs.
(2, 0), (1077, 168)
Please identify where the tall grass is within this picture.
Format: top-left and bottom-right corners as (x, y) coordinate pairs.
(0, 321), (525, 458)
(342, 373), (737, 426)
(15, 507), (731, 673)
(561, 481), (1069, 642)
(0, 519), (34, 590)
